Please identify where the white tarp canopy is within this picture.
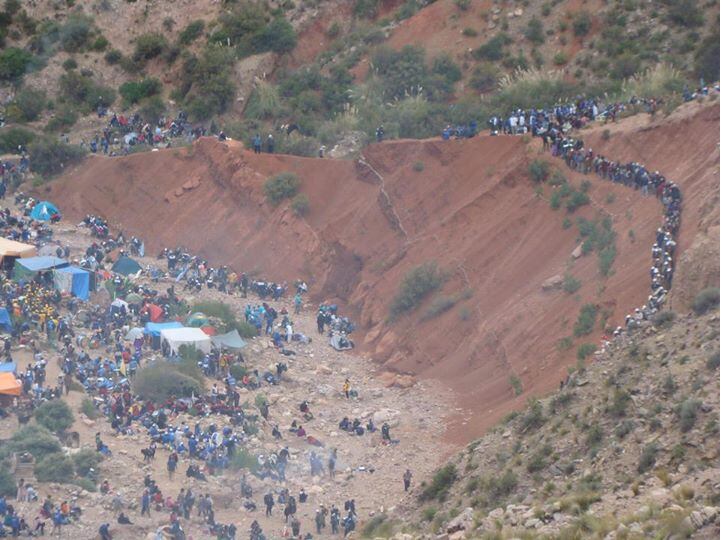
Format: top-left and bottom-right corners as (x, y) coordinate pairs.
(160, 327), (211, 355)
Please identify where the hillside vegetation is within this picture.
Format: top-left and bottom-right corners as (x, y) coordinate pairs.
(373, 304), (720, 538)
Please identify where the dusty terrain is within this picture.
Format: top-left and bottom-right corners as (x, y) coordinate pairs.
(39, 100), (720, 445)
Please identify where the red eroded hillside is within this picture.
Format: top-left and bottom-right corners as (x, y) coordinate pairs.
(42, 103), (719, 443)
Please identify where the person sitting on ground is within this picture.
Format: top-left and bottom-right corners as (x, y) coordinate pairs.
(117, 512), (132, 525)
(296, 424), (306, 437)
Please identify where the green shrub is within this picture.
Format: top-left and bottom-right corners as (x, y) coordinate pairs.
(179, 20), (204, 45)
(573, 304), (598, 337)
(133, 33), (167, 61)
(473, 33), (512, 61)
(572, 11), (592, 37)
(563, 274), (581, 294)
(228, 448), (259, 472)
(528, 159), (550, 182)
(525, 17), (545, 45)
(291, 193), (310, 216)
(609, 388), (631, 417)
(509, 375), (523, 396)
(80, 397), (99, 420)
(34, 400), (74, 433)
(72, 448), (102, 477)
(45, 105), (78, 132)
(62, 58), (77, 71)
(420, 464), (457, 501)
(5, 87), (45, 122)
(553, 51), (569, 66)
(576, 343), (596, 361)
(519, 399), (545, 432)
(462, 27), (478, 37)
(694, 31), (719, 83)
(666, 0), (703, 27)
(138, 95), (166, 124)
(133, 362), (204, 402)
(527, 449), (548, 472)
(59, 15), (92, 52)
(90, 36), (109, 51)
(390, 262), (444, 318)
(104, 49), (122, 64)
(677, 399), (700, 432)
(615, 419), (635, 439)
(354, 0), (379, 18)
(692, 287), (719, 315)
(180, 47), (236, 120)
(28, 137), (85, 177)
(638, 443), (658, 473)
(0, 469), (16, 497)
(73, 477), (97, 492)
(0, 425), (61, 461)
(413, 161), (425, 172)
(119, 77), (161, 105)
(35, 453), (75, 483)
(264, 172), (301, 205)
(421, 295), (457, 321)
(469, 62), (498, 92)
(58, 71), (116, 110)
(565, 190), (590, 212)
(253, 17), (297, 54)
(245, 80), (281, 120)
(707, 351), (720, 370)
(652, 310), (676, 327)
(0, 47), (32, 81)
(229, 364), (248, 379)
(0, 126), (35, 153)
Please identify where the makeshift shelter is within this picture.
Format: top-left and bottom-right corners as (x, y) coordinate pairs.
(329, 334), (354, 351)
(144, 321), (183, 349)
(111, 256), (142, 276)
(186, 312), (209, 327)
(0, 372), (21, 396)
(125, 327), (144, 341)
(0, 362), (16, 374)
(211, 329), (247, 350)
(53, 266), (90, 300)
(14, 256), (68, 281)
(142, 304), (163, 323)
(30, 201), (60, 221)
(0, 238), (36, 271)
(160, 327), (212, 355)
(0, 308), (11, 332)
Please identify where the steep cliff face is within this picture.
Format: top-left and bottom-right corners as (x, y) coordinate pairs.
(43, 102), (720, 443)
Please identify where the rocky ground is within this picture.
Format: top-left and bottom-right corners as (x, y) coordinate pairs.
(0, 219), (458, 539)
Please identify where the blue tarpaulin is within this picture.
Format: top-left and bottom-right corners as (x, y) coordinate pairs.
(30, 201), (60, 221)
(144, 321), (183, 337)
(54, 266), (90, 300)
(15, 256), (68, 272)
(0, 308), (11, 332)
(0, 362), (16, 373)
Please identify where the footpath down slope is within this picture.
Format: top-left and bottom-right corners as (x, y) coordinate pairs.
(43, 102), (720, 443)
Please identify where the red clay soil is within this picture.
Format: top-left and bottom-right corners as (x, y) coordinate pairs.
(41, 102), (719, 445)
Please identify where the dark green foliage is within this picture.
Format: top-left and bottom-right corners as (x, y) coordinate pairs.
(577, 343), (597, 360)
(45, 106), (78, 132)
(525, 17), (545, 45)
(291, 193), (309, 216)
(695, 31), (720, 82)
(104, 49), (122, 64)
(692, 287), (719, 315)
(390, 262), (444, 317)
(677, 399), (700, 432)
(354, 0), (379, 18)
(264, 172), (300, 205)
(179, 20), (204, 45)
(573, 304), (598, 337)
(615, 419), (635, 439)
(665, 0), (704, 28)
(609, 388), (631, 417)
(62, 58), (77, 71)
(372, 45), (428, 99)
(59, 15), (92, 52)
(0, 47), (32, 81)
(133, 33), (167, 61)
(178, 47), (236, 120)
(254, 18), (297, 54)
(72, 449), (102, 477)
(576, 216), (617, 275)
(572, 11), (592, 37)
(133, 361), (204, 402)
(90, 36), (109, 51)
(519, 399), (545, 432)
(34, 400), (74, 433)
(228, 448), (259, 472)
(652, 310), (676, 327)
(586, 424), (603, 448)
(472, 33), (511, 61)
(0, 127), (35, 153)
(565, 190), (590, 212)
(563, 274), (581, 294)
(0, 425), (61, 461)
(707, 351), (720, 370)
(0, 469), (16, 497)
(420, 464), (457, 501)
(528, 159), (550, 182)
(119, 78), (161, 105)
(469, 62), (498, 92)
(28, 137), (85, 177)
(638, 443), (657, 473)
(58, 71), (116, 111)
(527, 447), (550, 472)
(35, 454), (74, 483)
(210, 4), (296, 57)
(138, 95), (166, 124)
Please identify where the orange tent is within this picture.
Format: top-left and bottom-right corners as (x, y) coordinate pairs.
(0, 372), (21, 396)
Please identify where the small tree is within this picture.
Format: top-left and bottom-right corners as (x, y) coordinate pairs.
(28, 137), (86, 177)
(264, 172), (300, 205)
(34, 400), (74, 433)
(528, 159), (550, 182)
(390, 262), (444, 317)
(0, 47), (33, 82)
(291, 194), (309, 216)
(35, 454), (75, 483)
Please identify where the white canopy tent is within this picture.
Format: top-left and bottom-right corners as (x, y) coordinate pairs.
(160, 327), (212, 355)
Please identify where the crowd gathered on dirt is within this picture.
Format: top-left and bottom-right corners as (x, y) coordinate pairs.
(0, 80), (707, 538)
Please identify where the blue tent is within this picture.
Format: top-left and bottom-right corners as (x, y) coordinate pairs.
(14, 256), (68, 281)
(30, 201), (60, 221)
(0, 308), (11, 332)
(144, 321), (184, 350)
(0, 362), (16, 373)
(54, 266), (90, 300)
